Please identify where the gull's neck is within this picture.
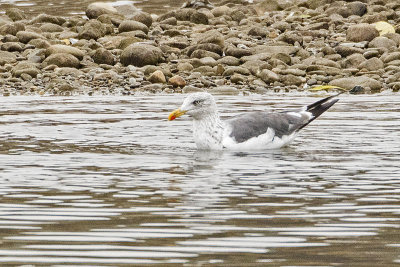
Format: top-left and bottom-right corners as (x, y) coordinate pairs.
(192, 112), (224, 150)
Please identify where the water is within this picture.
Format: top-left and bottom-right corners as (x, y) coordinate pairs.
(0, 93), (399, 266)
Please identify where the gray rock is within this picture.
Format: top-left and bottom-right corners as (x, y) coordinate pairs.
(118, 20), (149, 34)
(346, 24), (379, 42)
(43, 53), (80, 68)
(329, 76), (382, 92)
(358, 57), (384, 71)
(0, 51), (17, 65)
(78, 20), (107, 40)
(5, 8), (27, 21)
(46, 45), (85, 60)
(211, 6), (231, 17)
(368, 37), (396, 49)
(16, 31), (44, 43)
(347, 1), (367, 17)
(86, 2), (118, 19)
(250, 45), (299, 55)
(92, 48), (115, 65)
(182, 85), (204, 93)
(120, 43), (164, 67)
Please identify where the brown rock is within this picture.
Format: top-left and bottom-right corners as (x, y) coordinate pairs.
(46, 45), (85, 60)
(120, 43), (164, 67)
(86, 2), (118, 19)
(16, 31), (44, 43)
(43, 53), (80, 68)
(148, 70), (166, 83)
(118, 20), (149, 34)
(92, 48), (115, 65)
(6, 8), (27, 21)
(329, 76), (382, 92)
(168, 75), (186, 87)
(346, 24), (379, 42)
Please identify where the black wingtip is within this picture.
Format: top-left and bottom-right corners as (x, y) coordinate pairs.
(299, 95), (339, 131)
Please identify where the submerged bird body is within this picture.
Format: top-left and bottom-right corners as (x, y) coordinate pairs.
(169, 92), (339, 150)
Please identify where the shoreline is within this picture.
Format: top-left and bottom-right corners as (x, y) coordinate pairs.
(0, 0), (399, 96)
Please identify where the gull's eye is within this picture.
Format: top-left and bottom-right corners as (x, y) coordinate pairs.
(192, 100), (202, 106)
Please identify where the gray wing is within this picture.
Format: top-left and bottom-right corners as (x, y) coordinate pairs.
(226, 111), (308, 143)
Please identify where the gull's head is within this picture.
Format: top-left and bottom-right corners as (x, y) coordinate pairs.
(168, 92), (217, 121)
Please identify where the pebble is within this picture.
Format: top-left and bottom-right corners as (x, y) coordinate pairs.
(0, 1), (397, 96)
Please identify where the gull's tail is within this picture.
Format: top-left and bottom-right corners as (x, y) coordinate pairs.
(298, 95), (339, 130)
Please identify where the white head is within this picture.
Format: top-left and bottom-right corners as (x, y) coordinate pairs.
(169, 92), (217, 121)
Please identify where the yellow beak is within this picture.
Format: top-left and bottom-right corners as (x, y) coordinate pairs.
(168, 109), (186, 121)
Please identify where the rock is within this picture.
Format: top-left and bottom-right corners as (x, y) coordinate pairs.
(16, 31), (44, 43)
(131, 12), (153, 28)
(1, 42), (23, 52)
(177, 62), (194, 72)
(54, 67), (84, 77)
(160, 17), (177, 25)
(190, 11), (209, 24)
(46, 44), (85, 60)
(329, 76), (382, 92)
(281, 74), (305, 86)
(217, 56), (240, 66)
(346, 24), (379, 42)
(347, 1), (367, 17)
(168, 75), (186, 87)
(92, 48), (115, 65)
(0, 51), (17, 65)
(39, 23), (64, 32)
(358, 57), (384, 71)
(258, 69), (279, 83)
(29, 39), (50, 49)
(182, 85), (204, 93)
(212, 6), (231, 17)
(0, 22), (25, 36)
(191, 49), (220, 60)
(12, 61), (40, 78)
(5, 8), (27, 21)
(118, 20), (149, 34)
(248, 26), (268, 38)
(148, 70), (166, 83)
(194, 30), (224, 48)
(78, 20), (107, 40)
(251, 45), (299, 55)
(222, 66), (250, 76)
(208, 85), (239, 95)
(225, 47), (253, 58)
(43, 53), (80, 68)
(31, 14), (66, 25)
(382, 52), (400, 63)
(120, 43), (164, 67)
(86, 2), (118, 19)
(187, 43), (223, 56)
(368, 36), (396, 49)
(343, 53), (366, 68)
(199, 56), (217, 67)
(335, 45), (364, 57)
(231, 73), (246, 84)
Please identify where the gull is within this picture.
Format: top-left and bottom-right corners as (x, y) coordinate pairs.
(168, 92), (339, 150)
